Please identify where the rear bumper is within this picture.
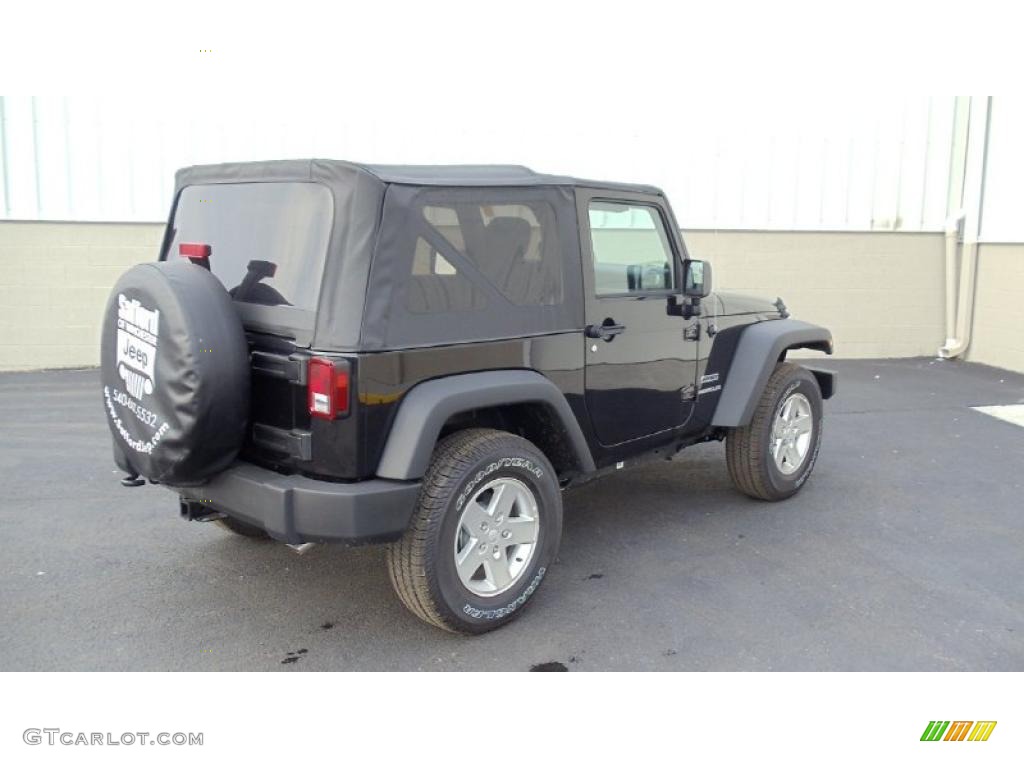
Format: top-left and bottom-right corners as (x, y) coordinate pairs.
(175, 461), (421, 545)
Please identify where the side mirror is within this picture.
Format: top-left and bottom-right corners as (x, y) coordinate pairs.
(667, 259), (713, 319)
(684, 259), (712, 299)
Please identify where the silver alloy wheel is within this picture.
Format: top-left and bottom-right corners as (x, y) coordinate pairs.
(453, 477), (540, 597)
(771, 392), (814, 475)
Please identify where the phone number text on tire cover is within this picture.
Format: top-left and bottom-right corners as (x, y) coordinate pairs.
(112, 388), (159, 427)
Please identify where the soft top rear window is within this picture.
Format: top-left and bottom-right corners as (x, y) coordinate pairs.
(167, 182), (333, 334)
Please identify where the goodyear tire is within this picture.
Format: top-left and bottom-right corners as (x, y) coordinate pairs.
(386, 429), (562, 634)
(726, 362), (823, 501)
(99, 260), (250, 486)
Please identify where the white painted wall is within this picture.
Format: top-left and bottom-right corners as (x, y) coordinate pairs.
(0, 221), (948, 371)
(979, 99), (1024, 242)
(0, 95), (960, 232)
(1, 94), (1022, 373)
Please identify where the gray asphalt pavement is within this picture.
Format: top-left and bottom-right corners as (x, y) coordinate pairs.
(2, 358), (1023, 671)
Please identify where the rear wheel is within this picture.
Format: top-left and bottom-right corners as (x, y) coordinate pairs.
(386, 428), (562, 634)
(726, 362), (823, 501)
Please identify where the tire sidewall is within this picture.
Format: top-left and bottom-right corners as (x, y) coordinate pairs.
(432, 444), (562, 633)
(761, 372), (823, 497)
(99, 261), (249, 485)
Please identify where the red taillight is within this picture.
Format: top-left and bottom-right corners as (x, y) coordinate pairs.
(179, 242), (212, 268)
(179, 242), (212, 258)
(307, 357), (350, 420)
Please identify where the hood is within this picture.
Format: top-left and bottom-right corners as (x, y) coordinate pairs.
(709, 291), (784, 317)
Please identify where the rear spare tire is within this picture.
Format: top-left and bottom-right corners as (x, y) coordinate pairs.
(100, 260), (250, 486)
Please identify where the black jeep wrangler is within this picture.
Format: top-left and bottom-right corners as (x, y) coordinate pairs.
(100, 160), (835, 633)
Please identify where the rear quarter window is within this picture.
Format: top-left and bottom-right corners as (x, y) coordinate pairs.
(405, 200), (564, 314)
(365, 184), (582, 349)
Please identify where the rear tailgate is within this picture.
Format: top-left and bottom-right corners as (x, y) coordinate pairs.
(163, 180), (362, 478)
(236, 334), (363, 480)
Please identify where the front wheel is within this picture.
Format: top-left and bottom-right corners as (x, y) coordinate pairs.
(386, 428), (562, 634)
(726, 362), (823, 501)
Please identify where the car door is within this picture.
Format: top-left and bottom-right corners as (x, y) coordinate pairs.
(578, 190), (699, 447)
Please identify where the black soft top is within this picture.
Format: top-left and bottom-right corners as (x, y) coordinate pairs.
(357, 162), (663, 195)
(168, 159), (652, 351)
(175, 158), (662, 195)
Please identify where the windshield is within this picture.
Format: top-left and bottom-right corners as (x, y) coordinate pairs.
(167, 182), (333, 317)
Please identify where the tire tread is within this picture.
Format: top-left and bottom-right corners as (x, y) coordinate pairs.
(386, 428), (548, 633)
(726, 362), (818, 501)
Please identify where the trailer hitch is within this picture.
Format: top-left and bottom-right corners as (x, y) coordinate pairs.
(179, 498), (226, 522)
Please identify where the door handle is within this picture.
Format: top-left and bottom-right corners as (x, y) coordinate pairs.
(585, 322), (626, 341)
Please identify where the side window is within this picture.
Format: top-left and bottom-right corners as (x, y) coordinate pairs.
(405, 200), (563, 314)
(473, 203), (563, 305)
(588, 201), (676, 295)
(406, 235), (484, 313)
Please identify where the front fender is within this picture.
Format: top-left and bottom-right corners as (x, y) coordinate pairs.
(711, 319), (834, 428)
(375, 370), (596, 480)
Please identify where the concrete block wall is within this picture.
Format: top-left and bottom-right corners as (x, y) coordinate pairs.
(685, 230), (947, 359)
(0, 222), (163, 370)
(968, 244), (1024, 374)
(3, 220), (1020, 374)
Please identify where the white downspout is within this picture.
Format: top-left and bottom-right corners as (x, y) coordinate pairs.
(939, 96), (991, 360)
(939, 236), (977, 358)
(942, 210), (963, 343)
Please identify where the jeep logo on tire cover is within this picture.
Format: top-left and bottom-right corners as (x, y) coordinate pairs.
(115, 294), (160, 400)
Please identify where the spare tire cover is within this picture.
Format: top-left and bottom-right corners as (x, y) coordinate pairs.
(100, 260), (250, 486)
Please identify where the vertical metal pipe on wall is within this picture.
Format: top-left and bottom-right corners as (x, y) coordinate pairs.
(942, 98), (969, 343)
(943, 211), (963, 342)
(939, 96), (991, 359)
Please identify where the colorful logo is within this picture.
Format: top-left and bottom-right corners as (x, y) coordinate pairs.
(920, 721), (997, 742)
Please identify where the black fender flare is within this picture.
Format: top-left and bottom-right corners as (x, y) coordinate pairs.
(375, 370), (596, 480)
(711, 319), (834, 428)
